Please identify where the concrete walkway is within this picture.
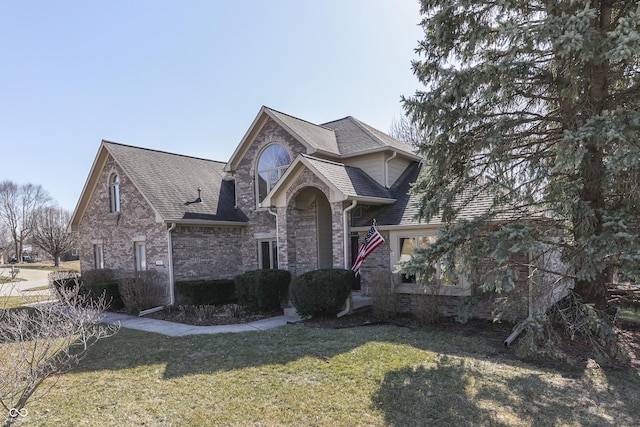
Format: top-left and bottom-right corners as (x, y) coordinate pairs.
(1, 267), (303, 337)
(101, 311), (302, 337)
(0, 267), (51, 297)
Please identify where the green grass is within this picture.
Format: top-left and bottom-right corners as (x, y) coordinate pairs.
(16, 324), (640, 426)
(619, 307), (640, 324)
(1, 294), (52, 309)
(5, 260), (80, 272)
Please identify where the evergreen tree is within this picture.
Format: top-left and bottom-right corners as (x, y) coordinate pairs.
(403, 0), (640, 317)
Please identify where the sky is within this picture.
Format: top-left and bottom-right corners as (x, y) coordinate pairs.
(0, 1), (424, 212)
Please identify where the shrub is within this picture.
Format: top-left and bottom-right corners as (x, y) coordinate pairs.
(49, 271), (82, 299)
(85, 281), (124, 311)
(234, 269), (290, 311)
(175, 279), (235, 306)
(290, 269), (353, 317)
(80, 268), (119, 285)
(118, 270), (168, 314)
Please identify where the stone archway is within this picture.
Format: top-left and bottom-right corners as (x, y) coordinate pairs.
(286, 186), (333, 275)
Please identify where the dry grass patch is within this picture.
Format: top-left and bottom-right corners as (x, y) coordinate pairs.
(18, 324), (640, 426)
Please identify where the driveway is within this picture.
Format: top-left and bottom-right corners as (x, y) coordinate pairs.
(0, 267), (51, 297)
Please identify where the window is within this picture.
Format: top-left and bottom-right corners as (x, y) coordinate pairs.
(135, 242), (147, 272)
(257, 144), (290, 203)
(93, 244), (104, 270)
(259, 239), (278, 269)
(397, 234), (458, 286)
(109, 174), (120, 213)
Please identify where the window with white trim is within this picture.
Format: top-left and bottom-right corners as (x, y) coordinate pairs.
(109, 174), (120, 213)
(93, 244), (104, 270)
(258, 239), (278, 269)
(257, 144), (290, 203)
(135, 242), (147, 272)
(397, 234), (460, 286)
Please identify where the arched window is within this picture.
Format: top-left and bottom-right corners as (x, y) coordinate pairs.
(257, 144), (291, 203)
(110, 174), (120, 213)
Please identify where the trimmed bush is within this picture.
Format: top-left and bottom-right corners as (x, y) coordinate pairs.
(290, 269), (353, 317)
(234, 269), (291, 311)
(175, 279), (235, 306)
(85, 281), (124, 311)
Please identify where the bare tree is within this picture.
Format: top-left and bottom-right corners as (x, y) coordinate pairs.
(31, 205), (75, 267)
(0, 273), (118, 426)
(0, 182), (50, 263)
(389, 113), (428, 148)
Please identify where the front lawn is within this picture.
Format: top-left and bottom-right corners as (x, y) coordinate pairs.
(18, 323), (640, 426)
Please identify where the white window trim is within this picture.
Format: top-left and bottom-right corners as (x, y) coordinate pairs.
(390, 231), (471, 296)
(255, 143), (291, 208)
(258, 239), (278, 269)
(109, 173), (121, 213)
(93, 244), (104, 270)
(135, 241), (147, 272)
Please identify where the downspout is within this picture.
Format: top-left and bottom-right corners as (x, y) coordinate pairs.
(267, 208), (279, 268)
(140, 222), (176, 316)
(338, 200), (358, 317)
(385, 151), (397, 188)
(167, 222), (177, 306)
(504, 251), (535, 347)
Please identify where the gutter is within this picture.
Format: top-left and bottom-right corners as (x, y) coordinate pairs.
(385, 151), (397, 188)
(338, 200), (358, 318)
(167, 222), (177, 306)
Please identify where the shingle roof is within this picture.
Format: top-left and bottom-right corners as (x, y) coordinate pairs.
(265, 107), (418, 158)
(301, 155), (392, 200)
(321, 116), (417, 157)
(267, 109), (340, 155)
(103, 141), (247, 223)
(352, 162), (495, 227)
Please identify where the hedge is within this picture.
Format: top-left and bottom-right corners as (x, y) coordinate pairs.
(234, 269), (291, 311)
(289, 269), (353, 317)
(175, 279), (235, 306)
(85, 281), (124, 311)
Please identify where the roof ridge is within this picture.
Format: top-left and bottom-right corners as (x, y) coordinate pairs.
(345, 117), (385, 148)
(300, 153), (346, 167)
(102, 140), (225, 164)
(264, 106), (335, 132)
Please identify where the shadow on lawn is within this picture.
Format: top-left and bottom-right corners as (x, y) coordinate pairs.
(72, 323), (640, 424)
(371, 355), (640, 427)
(75, 323), (516, 378)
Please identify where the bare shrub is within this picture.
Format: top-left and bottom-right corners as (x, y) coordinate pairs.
(223, 303), (247, 319)
(118, 270), (168, 314)
(0, 278), (118, 426)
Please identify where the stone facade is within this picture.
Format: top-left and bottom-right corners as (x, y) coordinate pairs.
(77, 156), (170, 281)
(171, 225), (246, 281)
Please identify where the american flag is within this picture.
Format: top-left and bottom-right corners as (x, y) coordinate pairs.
(351, 222), (385, 276)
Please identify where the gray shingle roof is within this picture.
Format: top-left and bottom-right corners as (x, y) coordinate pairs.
(321, 116), (417, 157)
(264, 107), (417, 159)
(267, 108), (340, 155)
(104, 141), (247, 223)
(301, 155), (392, 200)
(352, 162), (495, 227)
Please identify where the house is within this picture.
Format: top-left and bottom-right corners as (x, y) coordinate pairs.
(70, 106), (541, 318)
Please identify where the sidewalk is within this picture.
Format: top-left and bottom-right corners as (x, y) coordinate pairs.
(101, 311), (302, 337)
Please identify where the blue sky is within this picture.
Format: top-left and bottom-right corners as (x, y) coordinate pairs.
(0, 1), (423, 211)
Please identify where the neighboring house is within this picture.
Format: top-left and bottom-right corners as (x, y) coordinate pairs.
(70, 106), (552, 318)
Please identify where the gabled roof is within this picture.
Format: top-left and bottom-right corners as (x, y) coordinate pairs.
(321, 116), (419, 158)
(352, 162), (496, 228)
(69, 141), (248, 230)
(225, 106), (420, 172)
(261, 154), (395, 208)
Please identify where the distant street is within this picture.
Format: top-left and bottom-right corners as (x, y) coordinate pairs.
(0, 267), (51, 297)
